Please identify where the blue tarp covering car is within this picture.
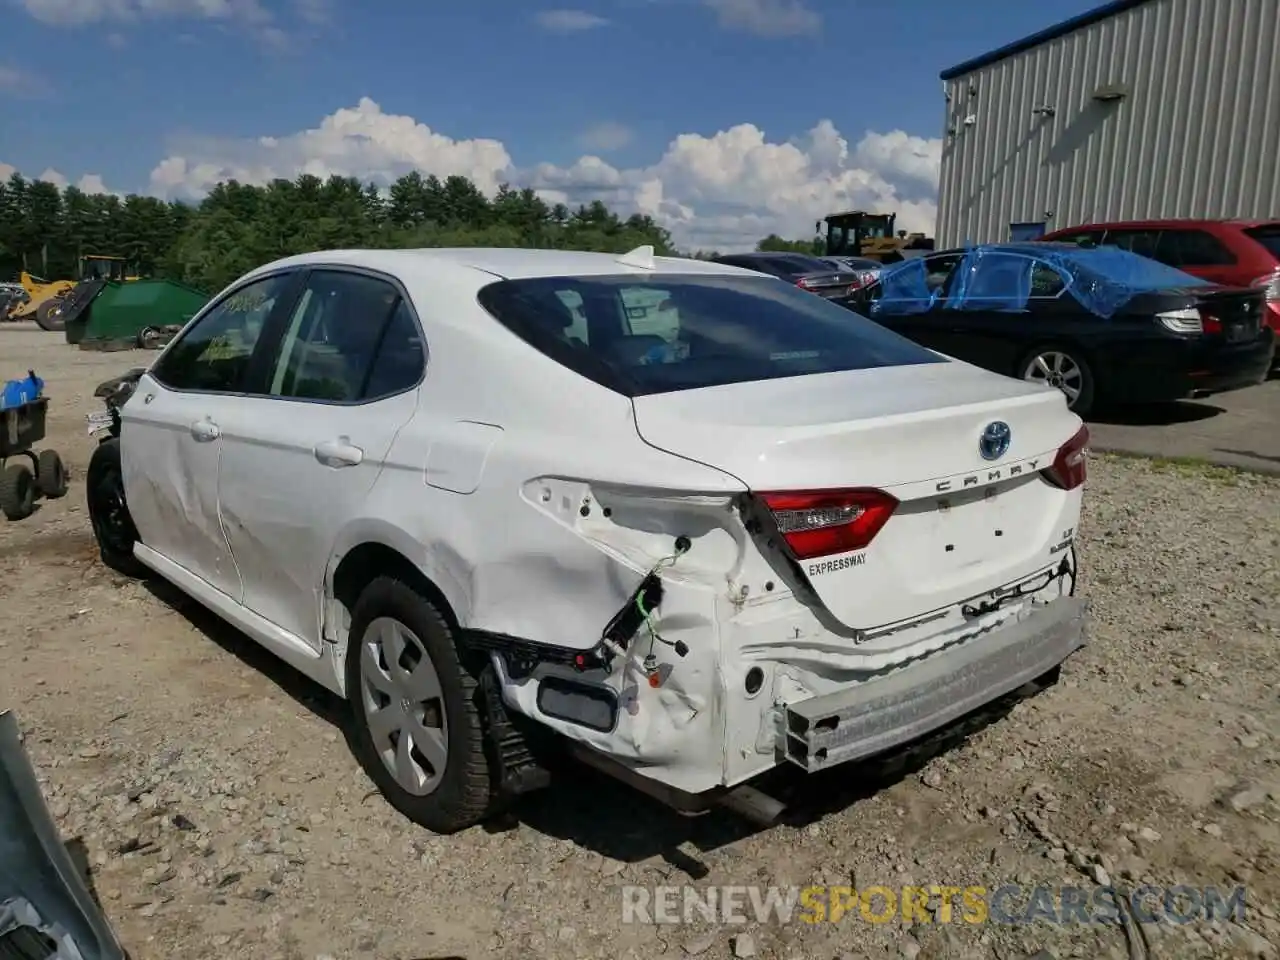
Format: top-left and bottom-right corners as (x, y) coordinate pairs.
(870, 243), (1212, 320)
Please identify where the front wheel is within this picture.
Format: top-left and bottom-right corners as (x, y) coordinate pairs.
(86, 438), (146, 576)
(1018, 344), (1095, 417)
(34, 298), (66, 332)
(346, 576), (494, 833)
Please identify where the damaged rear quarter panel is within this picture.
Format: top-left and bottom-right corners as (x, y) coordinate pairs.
(322, 302), (754, 791)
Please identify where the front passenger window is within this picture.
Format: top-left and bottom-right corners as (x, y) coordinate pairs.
(151, 273), (290, 393)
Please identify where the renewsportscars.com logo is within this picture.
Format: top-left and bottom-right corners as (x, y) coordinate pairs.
(620, 884), (1249, 926)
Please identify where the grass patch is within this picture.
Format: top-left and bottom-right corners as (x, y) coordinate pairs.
(1092, 450), (1248, 485)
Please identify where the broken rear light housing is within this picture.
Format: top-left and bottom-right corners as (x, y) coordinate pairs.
(759, 488), (898, 560)
(1042, 424), (1089, 490)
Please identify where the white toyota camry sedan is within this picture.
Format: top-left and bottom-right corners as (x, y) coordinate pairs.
(84, 245), (1090, 833)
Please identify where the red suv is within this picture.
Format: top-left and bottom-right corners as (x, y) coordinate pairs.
(1040, 219), (1280, 350)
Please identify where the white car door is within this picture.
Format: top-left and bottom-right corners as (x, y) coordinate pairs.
(122, 271), (299, 599)
(215, 268), (425, 650)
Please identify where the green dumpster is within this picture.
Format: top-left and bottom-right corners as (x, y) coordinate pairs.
(64, 279), (209, 349)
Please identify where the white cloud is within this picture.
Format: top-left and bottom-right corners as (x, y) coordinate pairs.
(0, 162), (16, 180)
(19, 0), (268, 26)
(147, 98), (940, 250)
(17, 0), (325, 47)
(533, 8), (609, 31)
(703, 0), (819, 36)
(21, 166), (118, 194)
(577, 121), (633, 152)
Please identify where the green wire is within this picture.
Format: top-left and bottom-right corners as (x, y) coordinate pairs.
(637, 549), (684, 654)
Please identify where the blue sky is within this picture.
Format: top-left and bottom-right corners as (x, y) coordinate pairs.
(1, 0), (1110, 247)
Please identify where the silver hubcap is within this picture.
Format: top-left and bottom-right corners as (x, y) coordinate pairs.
(1024, 351), (1083, 406)
(359, 617), (448, 796)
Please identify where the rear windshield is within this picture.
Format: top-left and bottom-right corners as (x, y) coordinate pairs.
(1063, 245), (1211, 289)
(476, 273), (946, 396)
(1244, 225), (1280, 259)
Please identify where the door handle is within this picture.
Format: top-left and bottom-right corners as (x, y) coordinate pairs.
(189, 419), (220, 441)
(313, 438), (364, 467)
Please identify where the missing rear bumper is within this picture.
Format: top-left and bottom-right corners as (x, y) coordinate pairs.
(784, 596), (1088, 772)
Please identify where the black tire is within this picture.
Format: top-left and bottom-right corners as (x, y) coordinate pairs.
(137, 326), (160, 349)
(0, 462), (36, 521)
(345, 576), (493, 833)
(36, 449), (68, 498)
(85, 438), (146, 577)
(1016, 343), (1096, 417)
(35, 298), (66, 332)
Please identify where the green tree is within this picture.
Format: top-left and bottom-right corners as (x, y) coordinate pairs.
(756, 232), (822, 255)
(0, 169), (801, 295)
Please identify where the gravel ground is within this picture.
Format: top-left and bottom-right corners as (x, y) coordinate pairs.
(1, 325), (1278, 960)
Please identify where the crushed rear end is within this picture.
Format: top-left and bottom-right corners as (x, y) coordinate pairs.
(629, 360), (1091, 789)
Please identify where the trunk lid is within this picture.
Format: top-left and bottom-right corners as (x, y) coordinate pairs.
(1192, 287), (1267, 342)
(632, 360), (1082, 629)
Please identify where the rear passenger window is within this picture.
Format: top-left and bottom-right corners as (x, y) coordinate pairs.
(362, 300), (425, 400)
(1164, 230), (1236, 267)
(266, 271), (408, 403)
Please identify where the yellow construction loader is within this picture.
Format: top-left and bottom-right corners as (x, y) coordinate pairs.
(817, 210), (935, 264)
(6, 256), (139, 330)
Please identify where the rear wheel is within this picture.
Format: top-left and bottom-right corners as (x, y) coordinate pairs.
(86, 438), (146, 576)
(346, 576), (493, 833)
(1018, 344), (1095, 417)
(34, 298), (66, 332)
(0, 463), (36, 521)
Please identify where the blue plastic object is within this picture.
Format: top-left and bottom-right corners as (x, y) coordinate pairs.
(872, 244), (1212, 320)
(0, 372), (43, 411)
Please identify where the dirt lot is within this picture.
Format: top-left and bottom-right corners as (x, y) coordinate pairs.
(2, 324), (1279, 960)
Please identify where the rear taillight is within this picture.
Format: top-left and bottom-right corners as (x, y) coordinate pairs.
(1042, 424), (1089, 490)
(796, 277), (813, 289)
(1156, 307), (1228, 335)
(846, 271), (878, 294)
(1156, 307), (1206, 334)
(759, 488), (898, 560)
(1251, 269), (1280, 302)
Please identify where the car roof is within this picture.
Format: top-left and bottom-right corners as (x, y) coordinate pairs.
(920, 242), (1082, 258)
(1045, 218), (1279, 233)
(241, 247), (767, 282)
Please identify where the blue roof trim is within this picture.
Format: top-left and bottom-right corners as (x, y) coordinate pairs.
(940, 0), (1156, 81)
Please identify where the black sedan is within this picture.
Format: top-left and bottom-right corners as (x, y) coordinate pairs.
(709, 252), (866, 307)
(852, 242), (1275, 415)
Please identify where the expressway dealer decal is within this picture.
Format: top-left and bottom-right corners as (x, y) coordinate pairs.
(808, 552), (865, 576)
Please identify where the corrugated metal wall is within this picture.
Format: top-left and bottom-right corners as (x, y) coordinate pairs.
(936, 0), (1280, 247)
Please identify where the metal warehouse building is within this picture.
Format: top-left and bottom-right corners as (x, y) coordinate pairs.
(935, 0), (1280, 247)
